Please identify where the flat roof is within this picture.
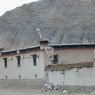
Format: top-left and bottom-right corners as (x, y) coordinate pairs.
(1, 43), (95, 57)
(0, 46), (40, 57)
(52, 43), (95, 49)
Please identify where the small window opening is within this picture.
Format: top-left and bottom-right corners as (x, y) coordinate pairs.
(16, 56), (21, 67)
(62, 69), (65, 74)
(32, 54), (37, 66)
(47, 73), (48, 77)
(35, 74), (37, 78)
(3, 58), (7, 68)
(5, 75), (7, 79)
(53, 55), (58, 64)
(18, 75), (21, 79)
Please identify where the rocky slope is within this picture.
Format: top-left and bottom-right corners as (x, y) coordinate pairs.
(0, 0), (95, 50)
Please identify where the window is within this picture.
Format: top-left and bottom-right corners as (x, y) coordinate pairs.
(32, 54), (37, 66)
(18, 75), (21, 79)
(3, 58), (7, 68)
(53, 55), (58, 64)
(5, 75), (7, 79)
(16, 56), (21, 67)
(34, 74), (37, 78)
(62, 69), (65, 74)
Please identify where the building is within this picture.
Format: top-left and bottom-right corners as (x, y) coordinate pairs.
(45, 43), (95, 86)
(0, 41), (47, 79)
(0, 40), (95, 86)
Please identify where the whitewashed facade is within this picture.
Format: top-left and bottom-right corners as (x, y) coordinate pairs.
(48, 65), (95, 86)
(0, 40), (95, 86)
(0, 51), (45, 79)
(0, 40), (48, 79)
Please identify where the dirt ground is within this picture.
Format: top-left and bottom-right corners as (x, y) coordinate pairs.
(0, 88), (88, 95)
(0, 80), (94, 95)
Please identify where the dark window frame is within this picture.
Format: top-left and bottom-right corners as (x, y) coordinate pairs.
(32, 54), (37, 66)
(53, 55), (58, 64)
(16, 56), (21, 67)
(3, 58), (7, 68)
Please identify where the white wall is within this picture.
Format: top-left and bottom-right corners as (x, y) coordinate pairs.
(5, 57), (19, 79)
(20, 53), (45, 79)
(48, 66), (95, 86)
(64, 67), (95, 86)
(0, 51), (45, 79)
(48, 71), (64, 85)
(0, 58), (5, 79)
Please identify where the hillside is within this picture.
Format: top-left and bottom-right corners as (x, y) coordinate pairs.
(0, 0), (95, 50)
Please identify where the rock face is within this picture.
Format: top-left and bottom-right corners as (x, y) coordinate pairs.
(0, 0), (95, 50)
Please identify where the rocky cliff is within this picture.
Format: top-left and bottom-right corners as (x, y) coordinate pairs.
(0, 0), (95, 50)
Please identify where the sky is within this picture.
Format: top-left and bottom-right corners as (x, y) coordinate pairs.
(0, 0), (38, 16)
